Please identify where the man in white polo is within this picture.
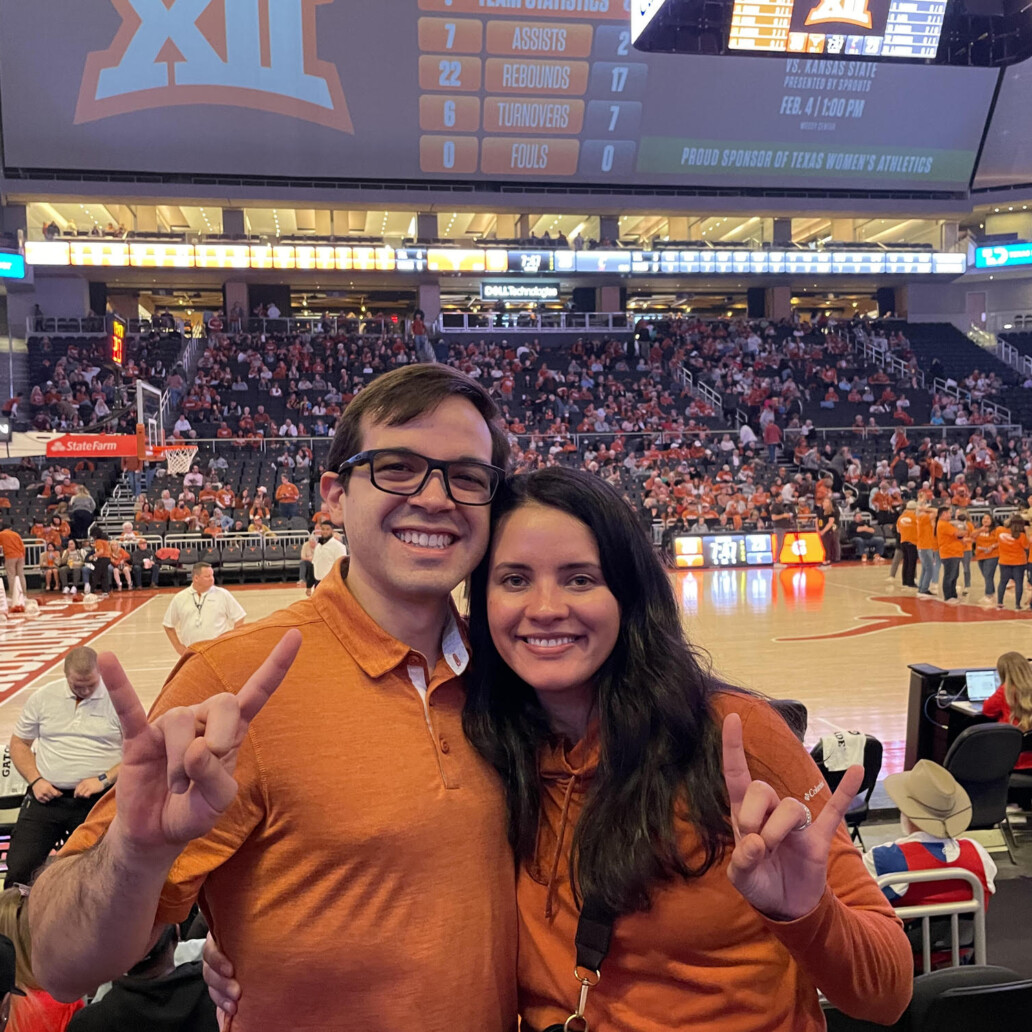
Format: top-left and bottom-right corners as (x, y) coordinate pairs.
(162, 562), (246, 657)
(5, 647), (122, 887)
(311, 521), (347, 591)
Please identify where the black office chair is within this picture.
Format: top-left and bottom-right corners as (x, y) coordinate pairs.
(810, 735), (882, 850)
(907, 965), (1032, 1032)
(769, 699), (808, 743)
(944, 724), (1023, 863)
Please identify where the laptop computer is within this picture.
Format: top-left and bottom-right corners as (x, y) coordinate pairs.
(964, 669), (1001, 709)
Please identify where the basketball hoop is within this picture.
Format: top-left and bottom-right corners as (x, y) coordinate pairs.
(162, 445), (199, 476)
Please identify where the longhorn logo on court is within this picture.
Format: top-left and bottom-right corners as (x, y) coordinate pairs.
(75, 0), (353, 132)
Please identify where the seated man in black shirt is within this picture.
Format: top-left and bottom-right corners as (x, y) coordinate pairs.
(130, 541), (160, 589)
(67, 925), (216, 1032)
(852, 512), (887, 563)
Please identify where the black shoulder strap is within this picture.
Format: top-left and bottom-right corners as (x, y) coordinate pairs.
(574, 896), (616, 974)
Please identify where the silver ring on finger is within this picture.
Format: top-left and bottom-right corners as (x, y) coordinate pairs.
(795, 804), (813, 831)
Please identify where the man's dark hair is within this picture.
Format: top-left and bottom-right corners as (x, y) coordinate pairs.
(192, 562), (213, 576)
(326, 365), (510, 482)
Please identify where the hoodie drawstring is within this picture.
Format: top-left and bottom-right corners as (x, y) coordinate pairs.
(544, 772), (578, 920)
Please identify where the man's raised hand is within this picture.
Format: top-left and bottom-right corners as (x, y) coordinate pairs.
(722, 712), (863, 922)
(100, 629), (302, 857)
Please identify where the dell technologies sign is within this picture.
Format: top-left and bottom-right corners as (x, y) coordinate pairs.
(481, 281), (562, 303)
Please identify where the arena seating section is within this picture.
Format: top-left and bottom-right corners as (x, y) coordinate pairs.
(2, 314), (1025, 583)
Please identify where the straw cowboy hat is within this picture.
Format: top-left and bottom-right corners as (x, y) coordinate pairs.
(883, 760), (972, 838)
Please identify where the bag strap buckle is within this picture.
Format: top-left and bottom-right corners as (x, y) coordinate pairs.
(562, 967), (600, 1032)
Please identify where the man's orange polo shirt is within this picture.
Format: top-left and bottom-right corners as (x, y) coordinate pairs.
(62, 560), (518, 1032)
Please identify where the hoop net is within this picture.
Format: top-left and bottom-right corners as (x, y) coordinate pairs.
(163, 445), (198, 476)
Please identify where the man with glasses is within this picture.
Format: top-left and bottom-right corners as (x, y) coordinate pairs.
(29, 365), (518, 1032)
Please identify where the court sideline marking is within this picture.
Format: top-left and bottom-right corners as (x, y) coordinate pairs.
(0, 596), (164, 706)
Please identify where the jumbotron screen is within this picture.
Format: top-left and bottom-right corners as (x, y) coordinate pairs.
(0, 0), (996, 191)
(727, 0), (947, 59)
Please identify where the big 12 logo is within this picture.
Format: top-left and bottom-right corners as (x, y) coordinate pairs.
(76, 0), (353, 132)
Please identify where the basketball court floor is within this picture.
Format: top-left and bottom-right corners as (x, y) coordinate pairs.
(0, 564), (1023, 778)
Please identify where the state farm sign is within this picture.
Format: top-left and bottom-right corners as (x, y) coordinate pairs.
(46, 434), (139, 458)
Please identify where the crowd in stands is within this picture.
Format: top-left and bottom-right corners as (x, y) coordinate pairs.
(9, 328), (187, 435)
(5, 314), (1032, 583)
(860, 322), (1010, 423)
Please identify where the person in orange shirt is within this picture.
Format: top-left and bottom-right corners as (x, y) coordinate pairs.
(895, 501), (919, 589)
(30, 365), (519, 1032)
(274, 474), (301, 519)
(42, 516), (70, 549)
(215, 485), (236, 511)
(109, 541), (132, 591)
(40, 541), (61, 592)
(950, 476), (971, 508)
(935, 505), (965, 604)
(86, 530), (113, 596)
(974, 514), (999, 606)
(915, 502), (940, 598)
(170, 502), (192, 523)
(0, 518), (27, 611)
(995, 516), (1029, 611)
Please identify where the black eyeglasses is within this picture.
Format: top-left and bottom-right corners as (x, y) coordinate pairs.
(339, 449), (505, 506)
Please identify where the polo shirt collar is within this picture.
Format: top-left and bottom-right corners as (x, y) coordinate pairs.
(313, 558), (469, 679)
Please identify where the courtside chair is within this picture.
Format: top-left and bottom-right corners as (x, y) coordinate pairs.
(1004, 729), (1032, 848)
(263, 542), (286, 579)
(906, 966), (1032, 1032)
(810, 734), (883, 851)
(221, 545), (244, 583)
(944, 724), (1023, 864)
(199, 545), (221, 571)
(241, 544), (265, 582)
(177, 545), (201, 585)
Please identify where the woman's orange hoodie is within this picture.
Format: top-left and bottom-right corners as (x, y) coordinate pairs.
(517, 693), (911, 1032)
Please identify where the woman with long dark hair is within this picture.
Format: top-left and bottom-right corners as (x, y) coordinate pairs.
(462, 468), (910, 1031)
(974, 513), (999, 605)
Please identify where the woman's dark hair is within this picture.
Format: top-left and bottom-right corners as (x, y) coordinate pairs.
(463, 467), (735, 915)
